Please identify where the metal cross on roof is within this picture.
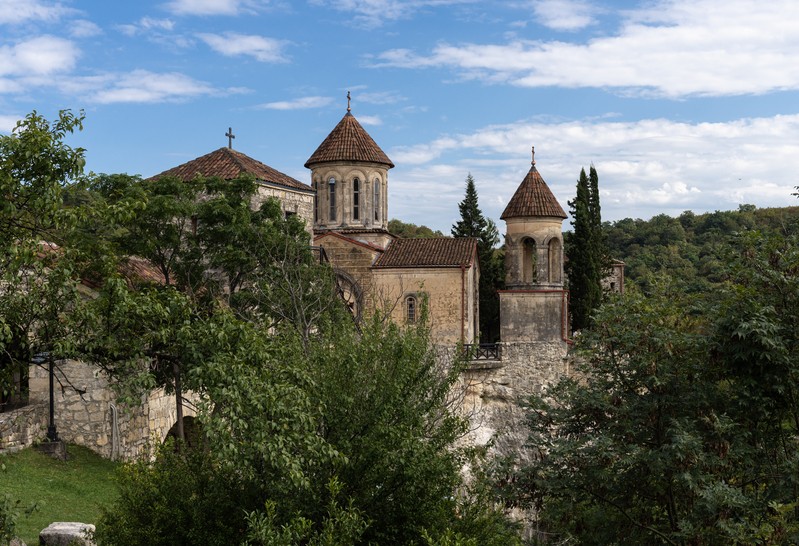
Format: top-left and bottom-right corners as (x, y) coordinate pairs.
(347, 91), (351, 112)
(226, 127), (235, 149)
(531, 145), (536, 166)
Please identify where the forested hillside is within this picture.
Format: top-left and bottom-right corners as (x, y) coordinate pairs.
(603, 205), (799, 291)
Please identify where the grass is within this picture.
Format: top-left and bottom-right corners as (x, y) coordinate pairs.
(0, 444), (119, 545)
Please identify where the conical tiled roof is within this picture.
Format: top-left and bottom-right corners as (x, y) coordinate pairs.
(501, 162), (566, 220)
(305, 112), (394, 168)
(149, 147), (312, 192)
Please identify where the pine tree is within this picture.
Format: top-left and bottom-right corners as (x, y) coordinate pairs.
(451, 174), (503, 342)
(567, 167), (604, 331)
(451, 174), (487, 240)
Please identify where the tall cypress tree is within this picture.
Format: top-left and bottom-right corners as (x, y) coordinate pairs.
(567, 167), (604, 331)
(452, 174), (503, 342)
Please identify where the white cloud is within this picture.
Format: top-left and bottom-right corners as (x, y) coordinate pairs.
(258, 96), (333, 110)
(388, 113), (799, 231)
(198, 32), (288, 62)
(356, 90), (405, 104)
(165, 0), (269, 16)
(374, 0), (799, 98)
(0, 36), (78, 77)
(69, 20), (103, 38)
(118, 17), (176, 37)
(0, 114), (21, 133)
(310, 0), (476, 28)
(532, 0), (597, 31)
(86, 70), (217, 104)
(357, 115), (382, 125)
(0, 0), (76, 24)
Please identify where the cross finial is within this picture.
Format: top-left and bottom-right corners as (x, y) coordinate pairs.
(531, 145), (536, 167)
(347, 91), (351, 112)
(226, 127), (235, 149)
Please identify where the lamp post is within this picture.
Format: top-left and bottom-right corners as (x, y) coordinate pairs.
(32, 352), (59, 442)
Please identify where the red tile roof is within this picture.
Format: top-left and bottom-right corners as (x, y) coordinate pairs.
(149, 147), (312, 192)
(501, 165), (567, 220)
(373, 237), (477, 268)
(305, 112), (394, 169)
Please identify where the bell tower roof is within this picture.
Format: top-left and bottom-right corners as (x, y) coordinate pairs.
(304, 100), (394, 169)
(500, 147), (566, 220)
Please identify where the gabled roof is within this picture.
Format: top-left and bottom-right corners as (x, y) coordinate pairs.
(305, 112), (394, 169)
(501, 160), (567, 220)
(373, 237), (477, 269)
(149, 147), (312, 192)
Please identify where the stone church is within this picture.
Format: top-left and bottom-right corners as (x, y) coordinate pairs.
(152, 101), (482, 345)
(1, 99), (596, 469)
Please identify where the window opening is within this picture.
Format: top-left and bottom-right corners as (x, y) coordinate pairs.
(373, 178), (380, 221)
(329, 177), (336, 221)
(406, 295), (417, 323)
(353, 178), (360, 220)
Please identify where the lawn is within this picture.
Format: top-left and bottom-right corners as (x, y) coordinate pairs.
(0, 444), (119, 545)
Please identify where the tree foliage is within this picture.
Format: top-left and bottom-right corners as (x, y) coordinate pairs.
(604, 204), (799, 293)
(565, 166), (606, 331)
(451, 174), (504, 342)
(512, 213), (799, 544)
(388, 218), (444, 238)
(0, 111), (87, 409)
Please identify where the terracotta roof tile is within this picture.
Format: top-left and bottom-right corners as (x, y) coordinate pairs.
(501, 164), (567, 220)
(305, 112), (394, 168)
(373, 237), (476, 268)
(149, 147), (312, 192)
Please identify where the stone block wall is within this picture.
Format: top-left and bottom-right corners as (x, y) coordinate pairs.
(26, 360), (195, 460)
(0, 403), (47, 453)
(442, 341), (570, 462)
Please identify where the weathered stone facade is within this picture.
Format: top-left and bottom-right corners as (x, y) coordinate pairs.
(253, 182), (315, 239)
(455, 341), (570, 459)
(17, 360), (194, 460)
(373, 266), (479, 345)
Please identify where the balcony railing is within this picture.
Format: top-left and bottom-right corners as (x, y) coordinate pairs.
(462, 343), (501, 361)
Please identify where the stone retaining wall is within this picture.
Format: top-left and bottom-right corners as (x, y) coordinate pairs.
(0, 403), (48, 453)
(440, 341), (570, 462)
(4, 360), (197, 460)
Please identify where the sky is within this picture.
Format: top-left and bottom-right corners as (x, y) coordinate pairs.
(2, 0), (799, 234)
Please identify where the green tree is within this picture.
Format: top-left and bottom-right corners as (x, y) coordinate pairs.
(451, 174), (503, 342)
(566, 167), (605, 331)
(0, 111), (87, 409)
(388, 218), (444, 238)
(97, 311), (518, 545)
(513, 219), (799, 543)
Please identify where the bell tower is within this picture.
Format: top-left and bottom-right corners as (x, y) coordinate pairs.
(304, 93), (394, 248)
(499, 147), (568, 342)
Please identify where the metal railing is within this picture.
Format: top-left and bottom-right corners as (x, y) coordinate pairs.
(462, 343), (501, 361)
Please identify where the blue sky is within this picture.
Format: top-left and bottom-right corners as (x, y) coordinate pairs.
(2, 0), (799, 234)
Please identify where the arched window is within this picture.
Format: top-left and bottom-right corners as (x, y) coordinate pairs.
(523, 238), (537, 283)
(328, 177), (336, 221)
(373, 178), (380, 222)
(353, 178), (360, 221)
(548, 238), (561, 283)
(312, 180), (318, 222)
(406, 295), (417, 323)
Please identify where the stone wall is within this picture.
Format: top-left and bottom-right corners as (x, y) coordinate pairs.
(443, 340), (570, 462)
(0, 403), (47, 453)
(374, 266), (478, 344)
(25, 360), (195, 460)
(499, 290), (568, 343)
(253, 183), (315, 239)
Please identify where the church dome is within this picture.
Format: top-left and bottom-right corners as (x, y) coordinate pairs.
(305, 110), (394, 169)
(501, 149), (566, 220)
